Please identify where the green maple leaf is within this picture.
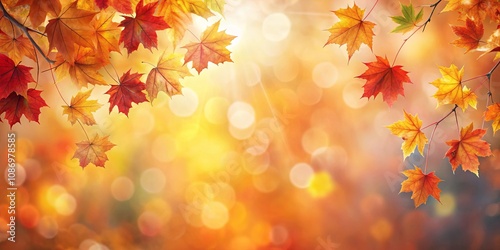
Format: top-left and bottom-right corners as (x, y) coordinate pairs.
(391, 3), (423, 34)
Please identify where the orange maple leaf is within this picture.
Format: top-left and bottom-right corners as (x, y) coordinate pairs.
(445, 123), (492, 176)
(62, 89), (102, 126)
(91, 10), (121, 61)
(156, 0), (214, 45)
(73, 134), (115, 168)
(400, 166), (442, 208)
(45, 2), (96, 62)
(387, 111), (428, 159)
(183, 20), (236, 73)
(16, 0), (62, 27)
(54, 46), (107, 87)
(451, 18), (484, 53)
(0, 31), (36, 62)
(430, 64), (477, 110)
(146, 52), (192, 100)
(442, 0), (491, 22)
(356, 55), (412, 106)
(325, 3), (375, 61)
(485, 103), (500, 134)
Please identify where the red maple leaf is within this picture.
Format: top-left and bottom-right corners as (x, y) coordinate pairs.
(0, 54), (34, 99)
(356, 55), (412, 106)
(118, 0), (169, 53)
(95, 0), (133, 14)
(451, 18), (484, 53)
(106, 70), (147, 115)
(0, 89), (48, 128)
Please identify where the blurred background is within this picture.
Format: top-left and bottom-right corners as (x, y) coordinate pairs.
(1, 0), (500, 249)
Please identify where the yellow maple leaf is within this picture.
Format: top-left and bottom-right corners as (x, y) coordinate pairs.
(146, 52), (192, 100)
(91, 10), (121, 61)
(324, 3), (376, 61)
(430, 64), (477, 110)
(0, 31), (36, 62)
(387, 111), (428, 159)
(62, 89), (102, 126)
(55, 46), (107, 88)
(400, 166), (442, 208)
(183, 20), (236, 73)
(156, 0), (213, 45)
(485, 103), (500, 134)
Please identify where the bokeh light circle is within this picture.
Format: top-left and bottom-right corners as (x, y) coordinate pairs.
(228, 101), (255, 129)
(201, 201), (229, 229)
(289, 163), (314, 188)
(55, 193), (77, 216)
(111, 176), (135, 201)
(168, 87), (199, 117)
(140, 168), (166, 193)
(262, 13), (291, 42)
(312, 62), (338, 88)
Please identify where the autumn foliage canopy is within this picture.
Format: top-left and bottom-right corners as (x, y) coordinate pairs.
(0, 0), (234, 167)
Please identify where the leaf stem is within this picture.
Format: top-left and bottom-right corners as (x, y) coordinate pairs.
(0, 2), (54, 64)
(392, 0), (441, 66)
(422, 0), (442, 32)
(363, 0), (379, 20)
(422, 104), (458, 130)
(422, 104), (458, 173)
(392, 25), (423, 66)
(77, 119), (91, 141)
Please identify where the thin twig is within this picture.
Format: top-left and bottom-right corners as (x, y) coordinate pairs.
(0, 2), (54, 63)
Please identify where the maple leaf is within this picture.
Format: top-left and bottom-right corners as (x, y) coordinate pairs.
(0, 53), (34, 99)
(146, 52), (192, 100)
(62, 89), (102, 126)
(95, 0), (133, 14)
(431, 64), (477, 110)
(183, 20), (236, 73)
(356, 55), (412, 106)
(118, 0), (170, 53)
(0, 31), (36, 62)
(205, 0), (224, 15)
(325, 3), (376, 61)
(0, 88), (47, 128)
(485, 103), (500, 134)
(442, 0), (490, 22)
(400, 166), (442, 208)
(156, 0), (213, 45)
(445, 123), (492, 176)
(73, 134), (115, 168)
(106, 70), (147, 115)
(54, 46), (107, 88)
(182, 0), (214, 18)
(391, 3), (424, 34)
(91, 10), (121, 60)
(387, 111), (428, 159)
(45, 2), (97, 62)
(16, 0), (61, 27)
(451, 18), (484, 53)
(477, 28), (500, 56)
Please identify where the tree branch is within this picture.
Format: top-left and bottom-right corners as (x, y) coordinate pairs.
(0, 2), (54, 64)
